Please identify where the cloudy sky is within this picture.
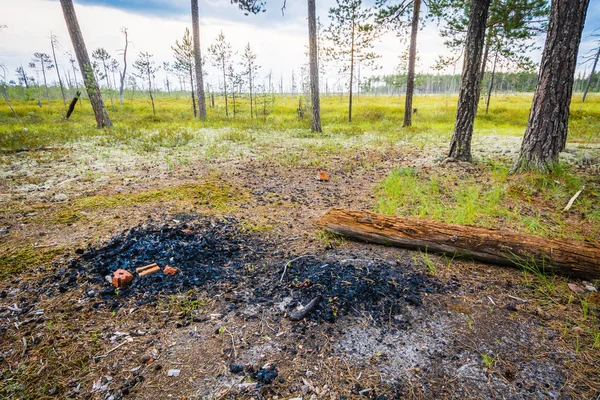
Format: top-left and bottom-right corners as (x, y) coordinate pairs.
(1, 0), (599, 90)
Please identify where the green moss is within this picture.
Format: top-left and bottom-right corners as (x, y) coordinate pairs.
(0, 245), (62, 280)
(240, 221), (275, 233)
(52, 181), (245, 224)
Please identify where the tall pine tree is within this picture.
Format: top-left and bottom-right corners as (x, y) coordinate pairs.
(325, 0), (381, 122)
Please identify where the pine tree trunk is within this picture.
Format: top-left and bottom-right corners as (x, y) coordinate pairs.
(403, 0), (420, 127)
(119, 29), (128, 105)
(582, 46), (600, 103)
(485, 50), (498, 114)
(102, 60), (111, 90)
(60, 0), (112, 127)
(348, 21), (355, 123)
(189, 66), (197, 117)
(511, 0), (590, 173)
(308, 0), (322, 132)
(148, 77), (155, 116)
(447, 0), (490, 161)
(72, 62), (79, 89)
(249, 69), (253, 119)
(475, 29), (491, 110)
(41, 60), (50, 105)
(222, 60), (228, 117)
(191, 0), (207, 120)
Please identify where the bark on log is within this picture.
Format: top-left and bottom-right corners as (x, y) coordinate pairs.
(316, 208), (600, 280)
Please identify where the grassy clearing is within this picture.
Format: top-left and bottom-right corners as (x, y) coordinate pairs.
(376, 161), (600, 241)
(1, 94), (599, 152)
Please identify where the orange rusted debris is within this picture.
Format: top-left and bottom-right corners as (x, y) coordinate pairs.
(318, 171), (329, 181)
(163, 265), (179, 275)
(136, 263), (158, 273)
(112, 269), (134, 288)
(139, 266), (161, 277)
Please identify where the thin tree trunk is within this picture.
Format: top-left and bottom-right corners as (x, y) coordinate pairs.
(71, 62), (79, 89)
(249, 68), (254, 119)
(34, 75), (42, 107)
(485, 50), (498, 114)
(403, 0), (420, 127)
(19, 64), (30, 89)
(512, 0), (590, 173)
(41, 59), (50, 105)
(447, 0), (490, 161)
(308, 0), (322, 132)
(191, 0), (207, 119)
(102, 60), (114, 107)
(51, 36), (67, 105)
(348, 21), (355, 123)
(232, 88), (236, 118)
(148, 77), (155, 116)
(222, 60), (229, 117)
(102, 60), (111, 90)
(476, 29), (491, 110)
(119, 28), (128, 105)
(189, 66), (197, 117)
(60, 0), (112, 127)
(582, 46), (600, 102)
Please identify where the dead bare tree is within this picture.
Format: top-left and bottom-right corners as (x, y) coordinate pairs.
(582, 30), (600, 103)
(59, 0), (112, 127)
(50, 32), (67, 105)
(118, 27), (129, 105)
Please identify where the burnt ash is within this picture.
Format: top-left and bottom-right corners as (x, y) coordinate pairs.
(55, 216), (267, 303)
(274, 256), (444, 325)
(50, 216), (446, 325)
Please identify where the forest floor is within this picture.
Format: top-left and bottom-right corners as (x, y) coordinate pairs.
(0, 95), (600, 399)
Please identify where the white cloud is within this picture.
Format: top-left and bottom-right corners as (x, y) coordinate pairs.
(2, 0), (597, 90)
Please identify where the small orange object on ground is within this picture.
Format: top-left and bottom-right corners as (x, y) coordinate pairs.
(139, 266), (161, 277)
(164, 265), (179, 275)
(318, 171), (329, 181)
(136, 263), (158, 273)
(112, 269), (133, 288)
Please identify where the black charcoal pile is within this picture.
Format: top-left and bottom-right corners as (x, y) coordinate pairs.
(45, 215), (449, 325)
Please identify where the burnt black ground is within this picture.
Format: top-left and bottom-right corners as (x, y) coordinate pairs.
(47, 215), (447, 327)
(4, 214), (593, 399)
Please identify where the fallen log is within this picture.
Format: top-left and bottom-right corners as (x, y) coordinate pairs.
(316, 208), (600, 280)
